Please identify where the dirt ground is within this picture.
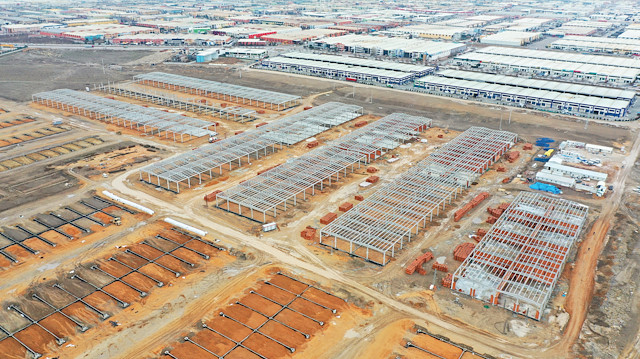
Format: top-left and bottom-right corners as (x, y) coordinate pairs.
(72, 143), (161, 180)
(0, 220), (237, 359)
(574, 164), (640, 359)
(1, 48), (639, 359)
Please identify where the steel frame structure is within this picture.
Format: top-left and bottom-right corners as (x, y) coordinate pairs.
(96, 82), (259, 123)
(320, 127), (517, 265)
(215, 113), (432, 223)
(0, 196), (134, 264)
(139, 102), (363, 193)
(134, 72), (301, 110)
(451, 191), (588, 320)
(32, 89), (216, 142)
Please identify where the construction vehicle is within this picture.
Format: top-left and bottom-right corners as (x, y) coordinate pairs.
(208, 135), (218, 143)
(111, 217), (121, 226)
(544, 149), (555, 157)
(596, 181), (607, 197)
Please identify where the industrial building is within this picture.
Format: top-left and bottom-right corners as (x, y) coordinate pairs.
(308, 34), (467, 61)
(40, 24), (155, 42)
(134, 72), (301, 110)
(451, 192), (589, 320)
(415, 71), (632, 119)
(619, 29), (640, 39)
(32, 89), (217, 142)
(388, 24), (472, 41)
(113, 33), (232, 46)
(431, 69), (636, 101)
(543, 161), (608, 181)
(473, 46), (640, 70)
(535, 170), (576, 188)
(320, 127), (517, 265)
(140, 102), (363, 192)
(196, 48), (221, 62)
(454, 48), (640, 84)
(215, 113), (432, 223)
(261, 53), (433, 85)
(259, 28), (346, 44)
(480, 31), (542, 46)
(548, 35), (640, 55)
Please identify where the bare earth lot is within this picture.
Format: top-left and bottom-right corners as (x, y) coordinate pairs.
(0, 48), (639, 359)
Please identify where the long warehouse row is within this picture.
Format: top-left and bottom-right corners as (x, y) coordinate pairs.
(134, 72), (301, 110)
(215, 113), (433, 223)
(415, 71), (632, 118)
(139, 102), (363, 192)
(451, 191), (588, 320)
(319, 126), (517, 265)
(97, 82), (259, 123)
(261, 55), (432, 85)
(32, 89), (217, 142)
(454, 48), (640, 84)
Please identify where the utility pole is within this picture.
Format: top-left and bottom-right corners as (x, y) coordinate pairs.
(499, 113), (503, 131)
(508, 109), (512, 125)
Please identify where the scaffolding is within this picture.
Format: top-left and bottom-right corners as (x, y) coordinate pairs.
(215, 113), (432, 223)
(32, 89), (216, 142)
(139, 102), (363, 192)
(134, 72), (301, 110)
(451, 191), (589, 320)
(320, 127), (517, 265)
(95, 82), (259, 123)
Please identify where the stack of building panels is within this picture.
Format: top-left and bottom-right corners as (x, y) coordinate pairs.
(32, 89), (216, 142)
(133, 72), (301, 110)
(450, 191), (588, 320)
(139, 102), (363, 192)
(215, 113), (433, 222)
(319, 126), (517, 265)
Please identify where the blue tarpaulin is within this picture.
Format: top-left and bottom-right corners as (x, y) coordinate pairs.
(529, 182), (561, 194)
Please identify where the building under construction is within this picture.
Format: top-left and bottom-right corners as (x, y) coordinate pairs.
(32, 89), (217, 142)
(319, 126), (517, 265)
(450, 191), (589, 320)
(139, 102), (363, 192)
(215, 113), (432, 222)
(134, 72), (301, 111)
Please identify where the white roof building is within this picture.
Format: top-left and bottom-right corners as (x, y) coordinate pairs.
(480, 31), (542, 46)
(544, 162), (608, 181)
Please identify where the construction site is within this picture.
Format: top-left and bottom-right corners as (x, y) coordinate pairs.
(0, 40), (639, 359)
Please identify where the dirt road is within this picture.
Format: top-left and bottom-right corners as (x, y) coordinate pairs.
(110, 166), (544, 358)
(546, 128), (640, 357)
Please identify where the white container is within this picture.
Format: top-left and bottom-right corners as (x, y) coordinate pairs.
(262, 222), (277, 232)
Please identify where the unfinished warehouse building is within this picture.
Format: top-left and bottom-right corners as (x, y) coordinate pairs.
(96, 82), (259, 123)
(134, 72), (301, 110)
(139, 102), (363, 192)
(320, 127), (517, 265)
(32, 89), (217, 142)
(215, 113), (433, 222)
(450, 192), (588, 320)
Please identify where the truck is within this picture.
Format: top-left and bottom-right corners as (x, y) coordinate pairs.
(596, 181), (607, 197)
